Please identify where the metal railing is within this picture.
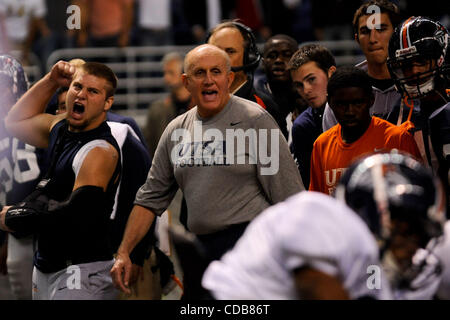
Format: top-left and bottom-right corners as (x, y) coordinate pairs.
(10, 50), (43, 85)
(43, 41), (364, 111)
(47, 45), (195, 110)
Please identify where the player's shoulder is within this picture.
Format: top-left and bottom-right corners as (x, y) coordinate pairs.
(314, 124), (339, 146)
(263, 191), (378, 254)
(372, 116), (410, 136)
(230, 94), (269, 119)
(293, 107), (314, 128)
(263, 191), (365, 230)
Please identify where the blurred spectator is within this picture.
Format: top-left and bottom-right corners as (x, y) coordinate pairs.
(136, 0), (172, 46)
(74, 0), (134, 48)
(172, 0), (222, 45)
(38, 0), (73, 72)
(259, 0), (295, 40)
(233, 0), (264, 37)
(256, 34), (305, 145)
(143, 52), (192, 159)
(289, 0), (316, 43)
(0, 14), (9, 53)
(397, 0), (449, 25)
(311, 0), (361, 41)
(0, 0), (50, 65)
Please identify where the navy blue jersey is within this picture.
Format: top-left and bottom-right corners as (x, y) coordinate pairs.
(34, 120), (121, 273)
(106, 120), (152, 265)
(428, 103), (450, 215)
(291, 106), (324, 188)
(107, 112), (147, 149)
(0, 132), (46, 206)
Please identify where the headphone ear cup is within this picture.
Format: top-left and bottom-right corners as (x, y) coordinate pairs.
(233, 22), (261, 71)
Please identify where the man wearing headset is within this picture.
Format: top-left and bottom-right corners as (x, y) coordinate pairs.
(206, 20), (288, 139)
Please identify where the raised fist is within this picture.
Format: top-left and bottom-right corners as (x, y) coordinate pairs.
(49, 61), (77, 88)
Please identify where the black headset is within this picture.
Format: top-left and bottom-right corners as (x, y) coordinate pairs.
(206, 21), (261, 74)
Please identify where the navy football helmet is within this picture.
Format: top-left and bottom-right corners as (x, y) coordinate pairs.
(335, 151), (446, 245)
(387, 16), (449, 100)
(0, 54), (29, 101)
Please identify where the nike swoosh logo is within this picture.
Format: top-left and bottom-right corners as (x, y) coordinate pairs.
(374, 148), (383, 152)
(230, 121), (242, 126)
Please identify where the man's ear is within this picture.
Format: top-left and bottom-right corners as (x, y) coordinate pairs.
(327, 65), (337, 78)
(181, 73), (189, 90)
(104, 96), (114, 111)
(355, 33), (359, 44)
(227, 71), (235, 90)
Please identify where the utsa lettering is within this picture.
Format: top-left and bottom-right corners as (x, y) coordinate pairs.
(324, 168), (346, 195)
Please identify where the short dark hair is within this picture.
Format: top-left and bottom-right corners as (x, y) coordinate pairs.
(80, 62), (117, 98)
(327, 66), (373, 98)
(353, 0), (401, 38)
(56, 86), (69, 97)
(288, 44), (336, 74)
(208, 20), (252, 53)
(263, 34), (298, 56)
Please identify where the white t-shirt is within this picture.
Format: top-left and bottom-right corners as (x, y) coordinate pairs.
(138, 0), (170, 29)
(434, 221), (450, 299)
(0, 0), (46, 43)
(202, 191), (392, 300)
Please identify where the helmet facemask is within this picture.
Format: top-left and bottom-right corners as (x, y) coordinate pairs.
(388, 46), (444, 99)
(335, 151), (447, 290)
(388, 17), (449, 101)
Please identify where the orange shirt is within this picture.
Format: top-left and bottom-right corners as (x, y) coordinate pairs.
(309, 117), (422, 195)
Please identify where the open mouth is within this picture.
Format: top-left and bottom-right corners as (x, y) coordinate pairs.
(71, 102), (85, 119)
(202, 90), (218, 102)
(73, 102), (85, 114)
(272, 67), (286, 76)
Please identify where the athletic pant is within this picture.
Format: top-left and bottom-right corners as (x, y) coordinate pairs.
(6, 235), (34, 299)
(32, 260), (119, 300)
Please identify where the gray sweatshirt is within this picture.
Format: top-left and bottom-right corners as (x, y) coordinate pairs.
(135, 95), (304, 234)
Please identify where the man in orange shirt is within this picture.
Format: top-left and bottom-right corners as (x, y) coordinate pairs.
(309, 66), (421, 195)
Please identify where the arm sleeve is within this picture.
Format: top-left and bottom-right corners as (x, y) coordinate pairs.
(399, 130), (422, 161)
(255, 113), (305, 205)
(134, 123), (178, 216)
(0, 230), (6, 245)
(292, 121), (312, 188)
(143, 102), (167, 159)
(309, 141), (323, 192)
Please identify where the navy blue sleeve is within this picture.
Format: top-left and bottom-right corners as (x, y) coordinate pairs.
(291, 108), (321, 189)
(109, 132), (153, 265)
(107, 112), (148, 149)
(0, 230), (6, 245)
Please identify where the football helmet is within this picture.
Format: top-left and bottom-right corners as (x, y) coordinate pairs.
(335, 151), (446, 245)
(0, 54), (29, 101)
(387, 16), (449, 99)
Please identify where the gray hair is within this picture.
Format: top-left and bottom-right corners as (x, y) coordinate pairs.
(162, 52), (185, 72)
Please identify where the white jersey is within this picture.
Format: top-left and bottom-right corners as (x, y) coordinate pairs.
(434, 221), (450, 299)
(388, 221), (450, 300)
(202, 191), (392, 300)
